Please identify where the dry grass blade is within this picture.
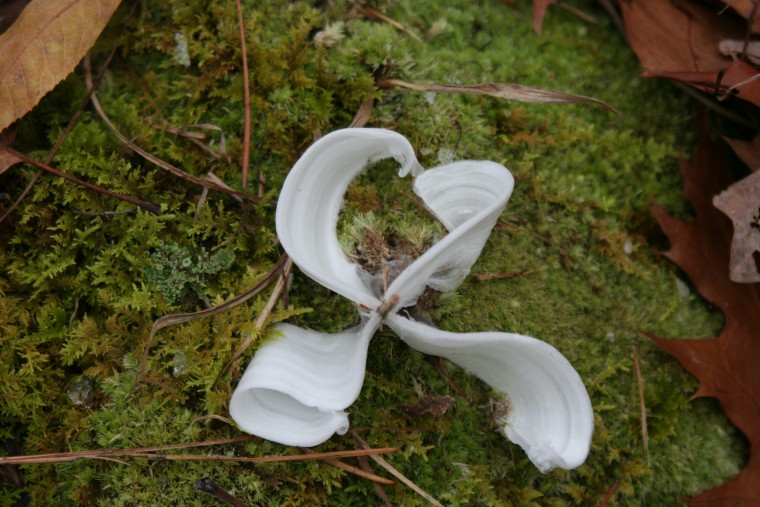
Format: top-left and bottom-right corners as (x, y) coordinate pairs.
(349, 97), (375, 128)
(378, 79), (620, 115)
(300, 448), (394, 485)
(632, 346), (649, 464)
(139, 254), (289, 377)
(352, 431), (444, 507)
(82, 56), (259, 203)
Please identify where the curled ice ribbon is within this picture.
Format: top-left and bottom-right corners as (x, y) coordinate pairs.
(229, 129), (593, 472)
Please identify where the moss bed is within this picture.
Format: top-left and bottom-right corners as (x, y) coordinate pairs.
(0, 0), (747, 505)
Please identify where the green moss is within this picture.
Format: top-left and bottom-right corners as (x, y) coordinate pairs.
(0, 0), (746, 504)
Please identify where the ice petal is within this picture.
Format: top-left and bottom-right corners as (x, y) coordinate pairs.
(386, 313), (593, 472)
(230, 316), (380, 447)
(386, 161), (514, 308)
(276, 128), (421, 309)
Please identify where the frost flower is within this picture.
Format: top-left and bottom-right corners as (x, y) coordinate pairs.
(230, 129), (593, 472)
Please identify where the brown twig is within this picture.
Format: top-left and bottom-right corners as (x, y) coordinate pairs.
(352, 431), (443, 507)
(82, 56), (259, 203)
(356, 452), (392, 506)
(0, 436), (398, 466)
(472, 269), (535, 281)
(194, 477), (249, 507)
(555, 1), (598, 24)
(213, 257), (293, 388)
(140, 254), (289, 378)
(6, 149), (160, 214)
(598, 479), (621, 507)
(235, 0), (252, 190)
(595, 0), (625, 34)
(434, 357), (471, 402)
(359, 6), (422, 42)
(632, 346), (649, 464)
(300, 448), (394, 485)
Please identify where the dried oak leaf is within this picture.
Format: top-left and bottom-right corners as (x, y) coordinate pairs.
(0, 0), (122, 132)
(620, 0), (760, 107)
(650, 118), (760, 506)
(724, 132), (760, 172)
(720, 0), (760, 34)
(713, 170), (760, 283)
(0, 125), (21, 174)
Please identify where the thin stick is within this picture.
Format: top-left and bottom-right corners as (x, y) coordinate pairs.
(595, 0), (625, 34)
(360, 6), (422, 42)
(0, 443), (398, 465)
(300, 448), (394, 485)
(434, 357), (471, 402)
(7, 149), (160, 215)
(555, 1), (598, 24)
(472, 269), (535, 281)
(352, 431), (443, 507)
(215, 258), (293, 385)
(140, 254), (289, 377)
(632, 346), (649, 464)
(82, 57), (259, 203)
(235, 0), (251, 190)
(598, 479), (621, 507)
(194, 477), (250, 507)
(356, 451), (392, 506)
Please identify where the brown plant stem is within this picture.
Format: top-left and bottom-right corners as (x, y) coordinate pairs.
(0, 437), (398, 466)
(140, 253), (289, 378)
(82, 56), (259, 203)
(352, 431), (443, 507)
(214, 257), (293, 387)
(235, 0), (251, 190)
(6, 149), (160, 214)
(194, 477), (250, 507)
(300, 448), (394, 485)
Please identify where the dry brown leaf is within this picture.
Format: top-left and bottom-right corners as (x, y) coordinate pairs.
(0, 0), (122, 132)
(720, 0), (760, 33)
(621, 0), (740, 73)
(650, 117), (760, 506)
(377, 79), (619, 115)
(724, 132), (760, 171)
(713, 170), (760, 282)
(645, 58), (760, 108)
(0, 126), (20, 174)
(0, 146), (22, 175)
(620, 0), (760, 109)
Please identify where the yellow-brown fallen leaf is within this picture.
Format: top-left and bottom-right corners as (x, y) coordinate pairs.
(0, 0), (121, 132)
